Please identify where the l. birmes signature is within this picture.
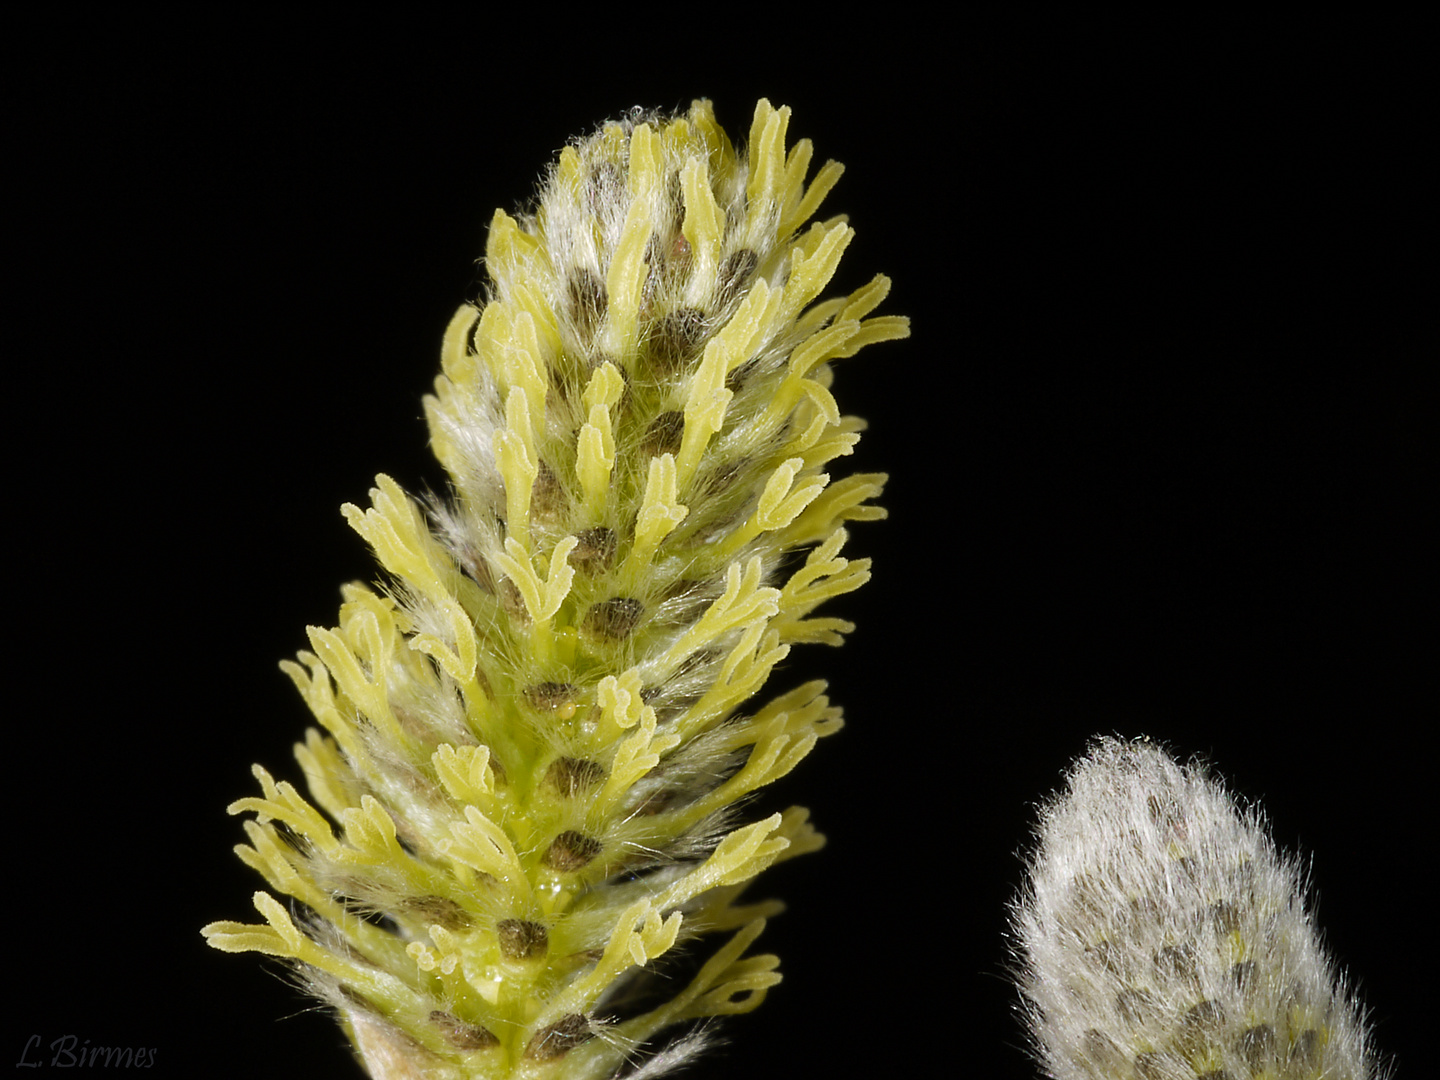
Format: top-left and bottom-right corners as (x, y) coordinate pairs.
(17, 1035), (157, 1068)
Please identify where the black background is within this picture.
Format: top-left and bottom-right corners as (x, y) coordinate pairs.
(10, 13), (1424, 1078)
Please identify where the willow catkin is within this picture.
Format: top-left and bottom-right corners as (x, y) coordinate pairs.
(1013, 738), (1386, 1080)
(204, 99), (906, 1080)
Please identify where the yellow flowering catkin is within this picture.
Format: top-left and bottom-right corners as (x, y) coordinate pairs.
(203, 99), (907, 1079)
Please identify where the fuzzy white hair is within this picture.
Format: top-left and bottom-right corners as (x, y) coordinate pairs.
(1013, 737), (1385, 1080)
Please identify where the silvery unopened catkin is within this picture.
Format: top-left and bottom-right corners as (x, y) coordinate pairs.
(1013, 738), (1385, 1080)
